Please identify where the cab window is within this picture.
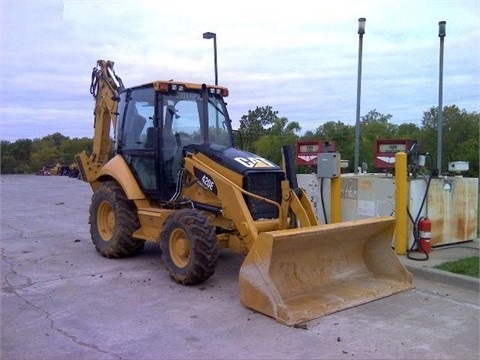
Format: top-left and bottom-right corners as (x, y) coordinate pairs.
(123, 87), (155, 149)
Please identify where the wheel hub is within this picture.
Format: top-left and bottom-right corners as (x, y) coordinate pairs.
(97, 200), (115, 241)
(170, 229), (190, 268)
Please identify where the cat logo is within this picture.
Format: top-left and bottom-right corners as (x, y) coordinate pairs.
(234, 157), (276, 168)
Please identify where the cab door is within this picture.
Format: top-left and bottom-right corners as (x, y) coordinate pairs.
(118, 86), (160, 195)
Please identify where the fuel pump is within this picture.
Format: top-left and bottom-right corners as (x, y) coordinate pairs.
(407, 151), (434, 261)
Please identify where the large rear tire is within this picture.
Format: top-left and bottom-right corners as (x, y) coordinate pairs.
(90, 181), (145, 258)
(160, 209), (218, 285)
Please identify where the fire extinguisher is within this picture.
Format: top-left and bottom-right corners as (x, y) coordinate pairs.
(417, 216), (431, 254)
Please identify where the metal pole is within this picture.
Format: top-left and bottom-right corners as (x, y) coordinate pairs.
(203, 31), (219, 134)
(437, 21), (446, 174)
(354, 18), (366, 174)
(213, 36), (218, 85)
(202, 32), (218, 85)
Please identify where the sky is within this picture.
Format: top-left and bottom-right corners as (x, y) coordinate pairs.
(1, 0), (479, 142)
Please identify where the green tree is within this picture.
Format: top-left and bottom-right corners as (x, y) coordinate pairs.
(59, 137), (93, 165)
(0, 134), (95, 174)
(310, 121), (355, 171)
(359, 109), (396, 171)
(254, 117), (301, 164)
(396, 123), (422, 140)
(421, 105), (479, 176)
(30, 141), (60, 170)
(42, 132), (69, 148)
(238, 106), (278, 152)
(1, 141), (13, 172)
(12, 139), (33, 162)
(0, 140), (16, 173)
(0, 139), (34, 173)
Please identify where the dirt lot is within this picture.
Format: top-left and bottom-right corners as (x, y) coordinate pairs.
(1, 175), (479, 359)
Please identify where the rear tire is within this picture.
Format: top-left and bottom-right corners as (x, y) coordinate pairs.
(90, 181), (145, 258)
(160, 209), (218, 285)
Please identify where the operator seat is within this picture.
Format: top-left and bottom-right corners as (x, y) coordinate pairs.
(145, 127), (155, 148)
(125, 113), (146, 148)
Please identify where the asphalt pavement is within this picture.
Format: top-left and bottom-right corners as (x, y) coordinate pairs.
(1, 174), (479, 360)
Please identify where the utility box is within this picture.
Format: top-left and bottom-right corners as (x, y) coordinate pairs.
(317, 152), (341, 178)
(448, 161), (469, 173)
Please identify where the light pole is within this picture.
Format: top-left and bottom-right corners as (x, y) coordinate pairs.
(203, 31), (218, 85)
(437, 21), (446, 174)
(354, 18), (366, 174)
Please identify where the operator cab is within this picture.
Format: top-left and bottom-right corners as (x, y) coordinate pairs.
(115, 81), (232, 201)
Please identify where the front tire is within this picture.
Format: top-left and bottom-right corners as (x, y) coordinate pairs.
(160, 209), (218, 285)
(90, 181), (145, 258)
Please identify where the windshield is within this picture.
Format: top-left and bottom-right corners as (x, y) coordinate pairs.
(162, 90), (232, 148)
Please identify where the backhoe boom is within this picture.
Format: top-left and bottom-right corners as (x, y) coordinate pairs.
(76, 60), (124, 182)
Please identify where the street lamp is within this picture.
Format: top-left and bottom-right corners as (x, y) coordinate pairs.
(437, 21), (446, 174)
(354, 18), (366, 174)
(203, 31), (218, 85)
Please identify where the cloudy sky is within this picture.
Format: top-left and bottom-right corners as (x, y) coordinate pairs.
(1, 0), (479, 141)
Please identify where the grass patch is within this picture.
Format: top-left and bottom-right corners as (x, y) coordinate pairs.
(434, 256), (479, 278)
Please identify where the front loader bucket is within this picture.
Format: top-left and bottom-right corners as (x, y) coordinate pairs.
(239, 217), (413, 326)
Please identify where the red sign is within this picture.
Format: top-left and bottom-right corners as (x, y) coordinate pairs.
(296, 140), (336, 166)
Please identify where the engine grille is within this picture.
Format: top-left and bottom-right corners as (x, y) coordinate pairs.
(243, 172), (283, 220)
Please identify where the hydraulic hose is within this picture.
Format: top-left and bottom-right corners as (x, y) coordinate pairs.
(320, 177), (328, 224)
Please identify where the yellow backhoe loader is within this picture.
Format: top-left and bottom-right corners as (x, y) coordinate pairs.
(76, 60), (413, 326)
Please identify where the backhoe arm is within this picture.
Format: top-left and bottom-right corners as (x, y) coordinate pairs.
(76, 60), (124, 183)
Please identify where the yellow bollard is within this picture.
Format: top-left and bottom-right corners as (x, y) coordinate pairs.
(394, 152), (408, 255)
(330, 177), (341, 223)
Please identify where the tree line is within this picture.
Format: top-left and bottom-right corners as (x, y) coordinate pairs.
(1, 133), (93, 175)
(1, 105), (478, 177)
(238, 105), (478, 177)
